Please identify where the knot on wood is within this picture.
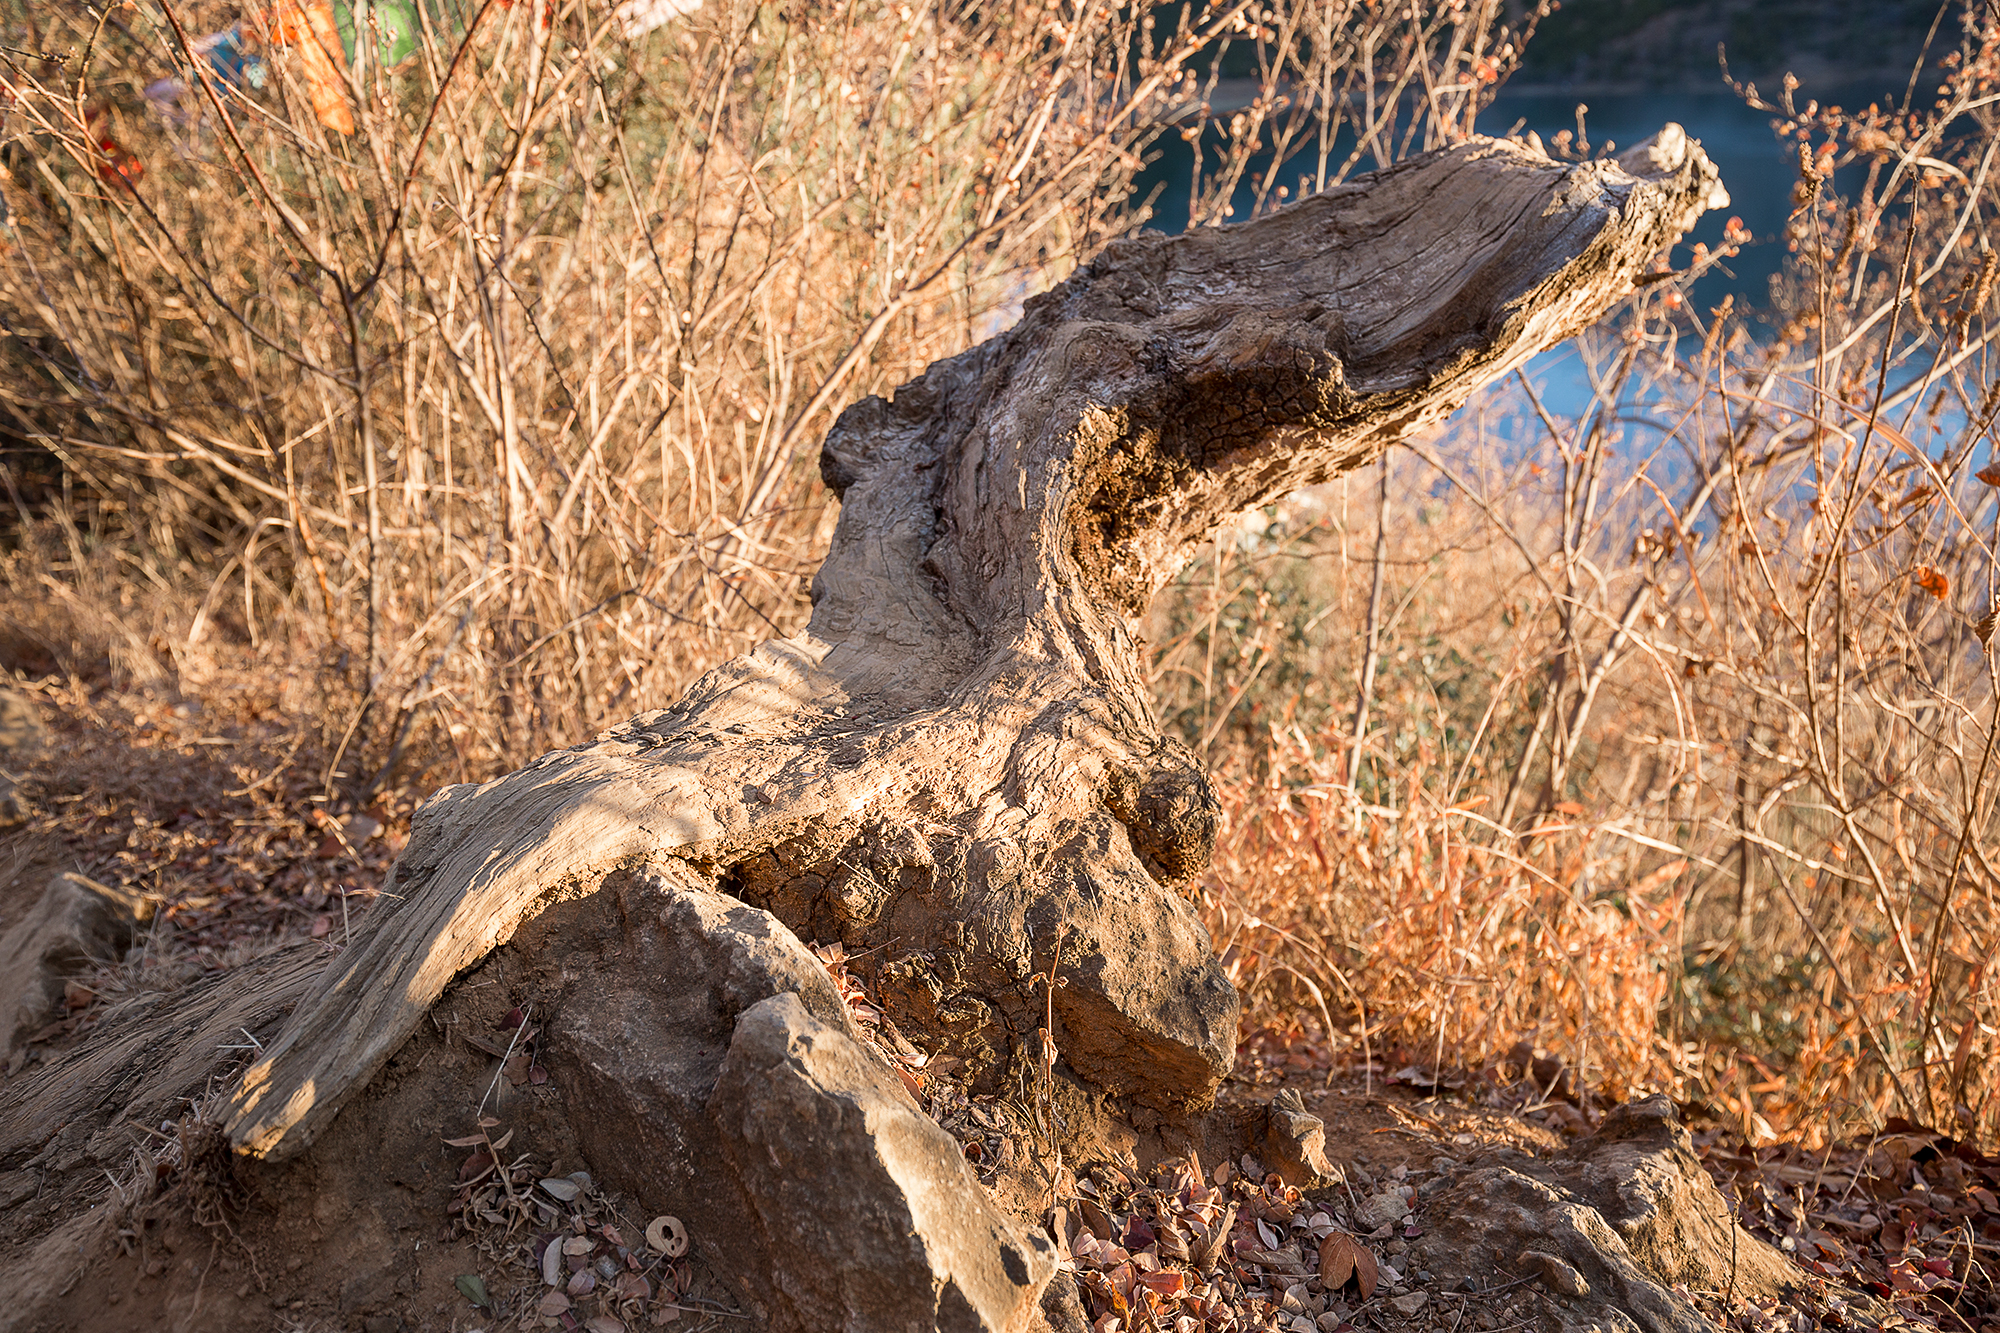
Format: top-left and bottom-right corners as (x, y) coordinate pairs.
(1102, 744), (1219, 892)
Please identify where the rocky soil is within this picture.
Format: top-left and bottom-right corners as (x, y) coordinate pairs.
(0, 668), (1988, 1333)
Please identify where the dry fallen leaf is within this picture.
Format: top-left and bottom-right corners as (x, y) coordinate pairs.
(1318, 1232), (1378, 1299)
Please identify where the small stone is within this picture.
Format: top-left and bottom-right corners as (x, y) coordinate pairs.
(1354, 1189), (1412, 1231)
(1386, 1238), (1408, 1255)
(1517, 1250), (1589, 1299)
(1416, 1270), (1432, 1284)
(1390, 1292), (1429, 1316)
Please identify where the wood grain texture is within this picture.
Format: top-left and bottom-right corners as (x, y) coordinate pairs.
(227, 130), (1726, 1159)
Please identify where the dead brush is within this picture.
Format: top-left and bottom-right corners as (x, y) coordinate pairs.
(1157, 7), (2000, 1151)
(149, 1113), (250, 1235)
(115, 1090), (258, 1283)
(1201, 726), (1682, 1109)
(0, 0), (1539, 798)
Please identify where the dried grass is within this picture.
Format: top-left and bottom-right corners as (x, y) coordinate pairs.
(1167, 7), (2000, 1150)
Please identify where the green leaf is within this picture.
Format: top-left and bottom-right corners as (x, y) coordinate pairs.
(454, 1274), (490, 1308)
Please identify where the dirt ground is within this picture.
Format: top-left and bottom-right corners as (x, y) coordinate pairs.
(0, 1034), (1577, 1333)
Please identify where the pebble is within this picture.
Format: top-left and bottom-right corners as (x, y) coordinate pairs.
(1390, 1291), (1429, 1316)
(1517, 1249), (1590, 1299)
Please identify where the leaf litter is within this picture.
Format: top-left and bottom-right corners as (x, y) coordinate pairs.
(1702, 1118), (2000, 1331)
(436, 1009), (747, 1333)
(1052, 1147), (1421, 1333)
(443, 1126), (739, 1330)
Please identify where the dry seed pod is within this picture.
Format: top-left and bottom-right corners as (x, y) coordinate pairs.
(645, 1215), (689, 1257)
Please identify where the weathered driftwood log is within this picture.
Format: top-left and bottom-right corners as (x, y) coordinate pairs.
(227, 130), (1726, 1159)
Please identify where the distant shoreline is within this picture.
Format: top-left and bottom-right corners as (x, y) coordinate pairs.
(1502, 70), (1933, 103)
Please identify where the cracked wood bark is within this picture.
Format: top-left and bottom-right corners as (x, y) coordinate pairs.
(227, 130), (1725, 1159)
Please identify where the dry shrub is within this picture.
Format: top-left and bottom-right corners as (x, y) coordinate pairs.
(35, 0), (1989, 1157)
(1167, 5), (2000, 1149)
(1203, 727), (1682, 1104)
(0, 0), (1537, 800)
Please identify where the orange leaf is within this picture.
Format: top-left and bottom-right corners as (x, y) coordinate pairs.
(1978, 463), (2000, 486)
(1915, 566), (1950, 599)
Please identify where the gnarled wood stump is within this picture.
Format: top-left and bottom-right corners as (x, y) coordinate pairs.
(227, 130), (1726, 1159)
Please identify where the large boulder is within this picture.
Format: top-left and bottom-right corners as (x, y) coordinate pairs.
(710, 994), (1058, 1332)
(1417, 1097), (1814, 1332)
(520, 865), (1056, 1333)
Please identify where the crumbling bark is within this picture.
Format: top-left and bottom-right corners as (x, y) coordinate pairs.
(226, 130), (1727, 1159)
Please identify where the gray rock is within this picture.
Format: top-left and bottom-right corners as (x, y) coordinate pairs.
(1353, 1187), (1412, 1232)
(1263, 1087), (1336, 1186)
(1420, 1096), (1836, 1333)
(709, 993), (1056, 1333)
(0, 874), (150, 1059)
(536, 864), (867, 1200)
(1518, 1250), (1590, 1298)
(1039, 1272), (1091, 1333)
(521, 866), (1054, 1333)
